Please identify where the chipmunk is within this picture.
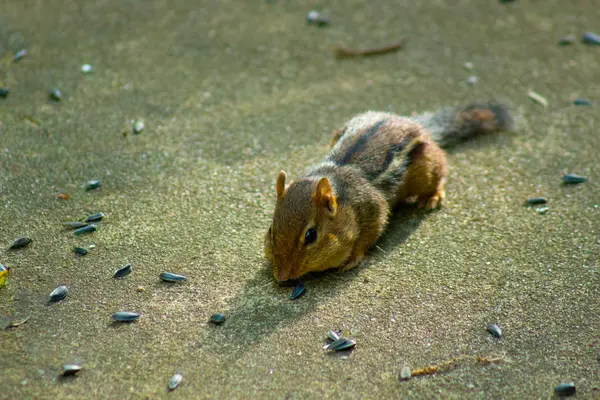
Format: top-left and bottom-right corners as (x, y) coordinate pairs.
(264, 102), (513, 281)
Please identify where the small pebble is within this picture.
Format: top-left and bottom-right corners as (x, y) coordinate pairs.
(74, 224), (97, 236)
(209, 313), (225, 325)
(81, 64), (93, 73)
(159, 272), (186, 282)
(85, 179), (101, 190)
(49, 88), (62, 101)
(525, 197), (547, 205)
(0, 87), (9, 98)
(558, 35), (576, 46)
(133, 120), (144, 134)
(466, 75), (478, 86)
(536, 206), (549, 215)
(399, 366), (412, 380)
(49, 285), (68, 302)
(112, 311), (141, 322)
(573, 99), (592, 106)
(13, 49), (28, 61)
(528, 90), (548, 107)
(554, 382), (576, 397)
(582, 32), (600, 46)
(62, 364), (82, 376)
(168, 372), (183, 391)
(562, 174), (586, 184)
(73, 247), (88, 255)
(289, 282), (306, 300)
(85, 212), (105, 222)
(9, 237), (32, 250)
(487, 324), (502, 338)
(114, 264), (132, 278)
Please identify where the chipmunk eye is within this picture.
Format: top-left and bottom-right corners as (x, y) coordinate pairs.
(304, 228), (317, 245)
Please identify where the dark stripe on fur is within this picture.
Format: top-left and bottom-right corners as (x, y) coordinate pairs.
(340, 119), (387, 164)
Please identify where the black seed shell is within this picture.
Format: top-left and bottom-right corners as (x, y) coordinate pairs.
(554, 382), (576, 396)
(112, 311), (141, 322)
(49, 285), (68, 302)
(113, 264), (132, 278)
(289, 282), (306, 300)
(487, 324), (502, 338)
(9, 237), (32, 250)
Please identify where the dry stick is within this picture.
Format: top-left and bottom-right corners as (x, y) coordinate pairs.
(333, 38), (408, 59)
(411, 354), (505, 377)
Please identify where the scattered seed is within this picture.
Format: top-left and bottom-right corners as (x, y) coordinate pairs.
(525, 197), (547, 205)
(0, 87), (9, 98)
(323, 338), (356, 351)
(73, 247), (88, 255)
(573, 99), (592, 106)
(464, 62), (474, 70)
(133, 120), (144, 134)
(9, 237), (32, 250)
(209, 313), (225, 325)
(536, 206), (549, 215)
(74, 224), (97, 236)
(112, 311), (141, 322)
(289, 282), (306, 300)
(0, 264), (9, 287)
(113, 264), (132, 278)
(326, 330), (341, 342)
(558, 35), (576, 46)
(562, 174), (586, 184)
(85, 179), (101, 190)
(5, 315), (29, 329)
(168, 372), (183, 391)
(81, 64), (93, 73)
(13, 49), (28, 61)
(466, 75), (478, 85)
(49, 285), (68, 302)
(582, 32), (600, 46)
(487, 324), (502, 338)
(57, 193), (70, 200)
(159, 272), (186, 282)
(333, 38), (407, 59)
(306, 10), (320, 24)
(554, 382), (576, 397)
(136, 286), (145, 292)
(49, 88), (62, 101)
(527, 90), (548, 107)
(62, 364), (82, 376)
(63, 221), (89, 229)
(399, 366), (412, 380)
(85, 212), (105, 222)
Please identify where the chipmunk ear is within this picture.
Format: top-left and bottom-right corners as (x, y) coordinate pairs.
(313, 177), (337, 215)
(276, 171), (287, 198)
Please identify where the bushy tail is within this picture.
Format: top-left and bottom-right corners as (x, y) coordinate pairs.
(412, 102), (513, 148)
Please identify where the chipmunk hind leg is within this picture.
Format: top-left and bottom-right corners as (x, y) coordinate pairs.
(399, 141), (447, 210)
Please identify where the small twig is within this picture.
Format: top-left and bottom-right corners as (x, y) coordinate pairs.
(411, 354), (505, 377)
(333, 38), (408, 59)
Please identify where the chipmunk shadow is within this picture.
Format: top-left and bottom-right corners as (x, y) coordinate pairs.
(192, 205), (426, 357)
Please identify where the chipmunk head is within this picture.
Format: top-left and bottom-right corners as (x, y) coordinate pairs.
(264, 171), (356, 282)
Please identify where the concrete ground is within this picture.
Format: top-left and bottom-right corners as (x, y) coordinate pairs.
(0, 0), (598, 398)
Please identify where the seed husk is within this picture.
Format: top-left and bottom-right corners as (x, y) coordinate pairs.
(168, 372), (183, 390)
(62, 364), (82, 376)
(527, 90), (548, 107)
(573, 98), (592, 106)
(73, 247), (88, 255)
(49, 285), (68, 302)
(0, 87), (9, 98)
(63, 221), (89, 229)
(9, 237), (32, 250)
(289, 281), (306, 300)
(13, 49), (28, 61)
(536, 206), (549, 215)
(85, 212), (105, 222)
(554, 382), (576, 396)
(582, 32), (600, 46)
(159, 272), (186, 282)
(562, 174), (586, 184)
(133, 120), (144, 134)
(81, 64), (93, 73)
(209, 313), (225, 325)
(323, 338), (356, 351)
(49, 88), (62, 101)
(327, 330), (341, 342)
(399, 366), (412, 380)
(74, 224), (97, 236)
(85, 179), (101, 190)
(487, 324), (502, 338)
(525, 197), (547, 205)
(5, 315), (29, 329)
(114, 264), (132, 278)
(112, 311), (141, 322)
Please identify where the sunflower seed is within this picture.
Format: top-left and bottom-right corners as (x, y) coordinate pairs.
(573, 99), (592, 106)
(209, 313), (225, 325)
(133, 120), (144, 134)
(112, 311), (141, 322)
(582, 32), (600, 46)
(159, 272), (186, 282)
(525, 197), (547, 205)
(49, 285), (68, 302)
(49, 88), (62, 101)
(114, 264), (132, 278)
(63, 221), (89, 229)
(168, 372), (182, 390)
(81, 64), (93, 73)
(0, 87), (8, 98)
(558, 35), (576, 46)
(73, 247), (88, 255)
(85, 179), (101, 190)
(74, 224), (97, 236)
(487, 324), (502, 338)
(9, 237), (32, 250)
(62, 364), (82, 376)
(554, 382), (576, 396)
(327, 330), (341, 342)
(323, 338), (356, 351)
(85, 212), (105, 222)
(13, 49), (28, 61)
(528, 90), (548, 107)
(536, 206), (549, 215)
(399, 366), (412, 380)
(289, 281), (306, 300)
(562, 174), (586, 184)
